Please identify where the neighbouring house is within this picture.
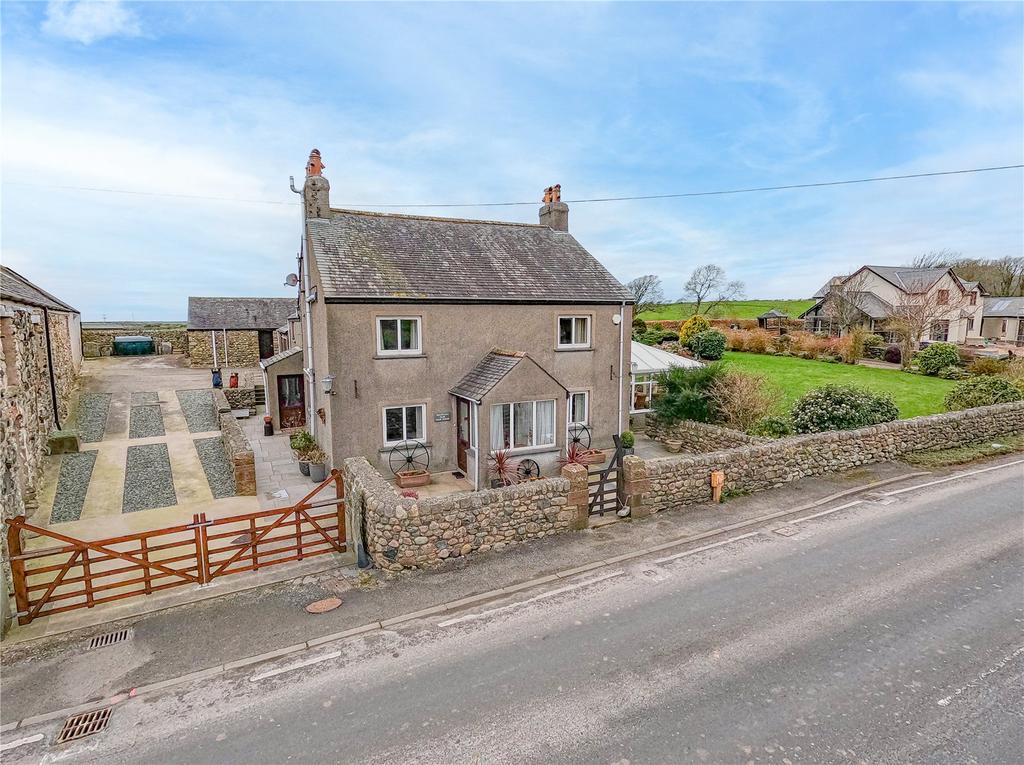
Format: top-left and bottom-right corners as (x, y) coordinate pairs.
(268, 149), (633, 489)
(800, 265), (987, 345)
(980, 297), (1024, 346)
(187, 297), (297, 368)
(628, 340), (702, 422)
(1, 267), (82, 632)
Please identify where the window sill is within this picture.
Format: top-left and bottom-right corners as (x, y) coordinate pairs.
(554, 347), (593, 353)
(378, 440), (432, 454)
(490, 444), (558, 457)
(374, 353), (427, 360)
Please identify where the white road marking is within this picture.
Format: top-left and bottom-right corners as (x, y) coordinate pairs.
(791, 500), (863, 524)
(935, 645), (1024, 706)
(884, 458), (1024, 497)
(438, 571), (624, 627)
(653, 530), (762, 564)
(249, 650), (342, 682)
(0, 733), (44, 752)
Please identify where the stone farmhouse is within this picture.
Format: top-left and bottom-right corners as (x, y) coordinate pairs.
(801, 265), (987, 344)
(264, 149), (633, 490)
(187, 296), (297, 367)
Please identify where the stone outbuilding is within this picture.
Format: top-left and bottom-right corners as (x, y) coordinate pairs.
(187, 297), (296, 368)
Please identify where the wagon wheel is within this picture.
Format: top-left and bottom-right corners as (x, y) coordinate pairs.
(517, 458), (541, 481)
(567, 423), (592, 450)
(388, 440), (430, 476)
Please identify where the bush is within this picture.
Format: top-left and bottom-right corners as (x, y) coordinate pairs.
(289, 430), (315, 455)
(744, 329), (773, 354)
(620, 430), (635, 449)
(968, 357), (1007, 376)
(1002, 357), (1024, 393)
(790, 384), (900, 433)
(725, 329), (746, 351)
(631, 316), (648, 332)
(689, 329), (726, 360)
(915, 342), (961, 376)
(863, 334), (885, 349)
(938, 365), (969, 380)
(652, 362), (727, 424)
(883, 344), (902, 364)
(661, 331), (679, 342)
(944, 375), (1023, 411)
(679, 314), (712, 345)
(707, 370), (783, 432)
(748, 415), (794, 438)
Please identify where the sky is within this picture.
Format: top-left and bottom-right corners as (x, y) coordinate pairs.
(1, 1), (1022, 320)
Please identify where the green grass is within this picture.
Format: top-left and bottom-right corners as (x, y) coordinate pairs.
(638, 299), (815, 321)
(721, 351), (956, 419)
(901, 435), (1024, 468)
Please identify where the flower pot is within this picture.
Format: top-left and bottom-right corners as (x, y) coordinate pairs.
(665, 439), (683, 453)
(622, 447), (635, 456)
(396, 469), (431, 488)
(298, 460), (310, 476)
(309, 462), (327, 483)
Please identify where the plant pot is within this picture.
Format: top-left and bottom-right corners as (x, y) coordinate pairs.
(309, 462), (327, 483)
(298, 460), (310, 476)
(665, 439), (683, 453)
(622, 447), (635, 456)
(396, 469), (431, 488)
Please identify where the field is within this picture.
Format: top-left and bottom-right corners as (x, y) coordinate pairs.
(638, 299), (815, 321)
(721, 352), (956, 419)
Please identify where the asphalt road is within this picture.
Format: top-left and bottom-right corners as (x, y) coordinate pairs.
(5, 461), (1023, 764)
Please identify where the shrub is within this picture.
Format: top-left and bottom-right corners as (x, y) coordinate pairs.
(707, 370), (783, 432)
(968, 357), (1007, 376)
(863, 333), (885, 350)
(638, 327), (669, 346)
(938, 365), (969, 380)
(1002, 357), (1024, 393)
(769, 334), (793, 354)
(661, 331), (679, 342)
(944, 375), (1023, 411)
(679, 314), (712, 345)
(744, 329), (773, 354)
(725, 329), (746, 351)
(883, 344), (902, 364)
(689, 329), (726, 360)
(790, 384), (900, 433)
(748, 415), (794, 438)
(915, 342), (961, 376)
(631, 316), (648, 332)
(789, 331), (830, 359)
(652, 362), (727, 424)
(289, 430), (315, 455)
(620, 430), (635, 449)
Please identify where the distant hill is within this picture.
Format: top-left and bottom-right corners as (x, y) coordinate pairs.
(638, 299), (815, 321)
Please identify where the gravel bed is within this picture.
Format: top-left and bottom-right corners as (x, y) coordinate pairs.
(129, 404), (165, 439)
(75, 393), (112, 443)
(49, 451), (97, 524)
(131, 391), (159, 407)
(176, 389), (218, 433)
(194, 437), (236, 498)
(123, 443), (177, 513)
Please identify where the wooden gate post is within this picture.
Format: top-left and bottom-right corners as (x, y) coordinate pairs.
(333, 469), (346, 546)
(6, 517), (31, 625)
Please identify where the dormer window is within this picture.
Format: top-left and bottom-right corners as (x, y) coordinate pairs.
(557, 316), (590, 349)
(377, 317), (421, 355)
(937, 289), (949, 305)
(968, 292), (977, 306)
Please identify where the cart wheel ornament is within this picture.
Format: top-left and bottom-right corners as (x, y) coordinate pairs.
(567, 423), (592, 450)
(517, 458), (541, 480)
(388, 440), (430, 476)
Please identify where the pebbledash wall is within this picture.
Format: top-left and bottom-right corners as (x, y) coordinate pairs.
(628, 402), (1024, 515)
(343, 457), (590, 571)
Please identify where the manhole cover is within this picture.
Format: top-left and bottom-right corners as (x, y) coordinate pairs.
(305, 597), (343, 614)
(773, 525), (800, 537)
(88, 628), (132, 650)
(54, 708), (112, 745)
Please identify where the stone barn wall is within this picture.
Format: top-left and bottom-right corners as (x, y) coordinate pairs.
(81, 325), (188, 356)
(188, 330), (262, 368)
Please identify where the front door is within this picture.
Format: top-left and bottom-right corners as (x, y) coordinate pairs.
(456, 398), (471, 472)
(277, 374), (305, 429)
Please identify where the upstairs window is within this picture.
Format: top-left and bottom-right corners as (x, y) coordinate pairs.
(557, 316), (590, 348)
(377, 317), (421, 355)
(968, 292), (977, 306)
(937, 289), (949, 305)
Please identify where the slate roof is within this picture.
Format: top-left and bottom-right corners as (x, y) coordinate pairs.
(864, 266), (950, 293)
(757, 308), (789, 319)
(259, 346), (302, 369)
(449, 349), (526, 403)
(983, 297), (1024, 318)
(798, 291), (893, 320)
(812, 276), (846, 299)
(306, 209), (632, 303)
(187, 297), (296, 330)
(1, 266), (78, 313)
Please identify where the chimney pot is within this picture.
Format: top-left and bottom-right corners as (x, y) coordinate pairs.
(539, 183), (569, 232)
(303, 148), (330, 218)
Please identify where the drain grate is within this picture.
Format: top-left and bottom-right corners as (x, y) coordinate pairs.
(772, 525), (800, 537)
(87, 628), (132, 650)
(54, 708), (112, 745)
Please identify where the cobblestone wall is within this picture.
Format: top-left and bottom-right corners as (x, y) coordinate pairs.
(188, 330), (262, 367)
(223, 387), (256, 412)
(46, 311), (78, 424)
(218, 411), (256, 495)
(646, 415), (768, 453)
(81, 326), (188, 356)
(640, 402), (1024, 513)
(344, 458), (589, 571)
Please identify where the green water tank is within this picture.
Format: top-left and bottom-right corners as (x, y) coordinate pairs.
(112, 335), (155, 355)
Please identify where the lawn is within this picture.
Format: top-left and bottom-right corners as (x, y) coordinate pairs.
(639, 299), (815, 321)
(721, 352), (956, 419)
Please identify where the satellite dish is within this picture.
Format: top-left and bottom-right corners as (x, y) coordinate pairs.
(284, 273), (299, 287)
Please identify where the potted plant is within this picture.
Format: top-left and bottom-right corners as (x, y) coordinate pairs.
(488, 449), (521, 488)
(395, 467), (431, 488)
(557, 442), (604, 469)
(307, 446), (328, 483)
(290, 430), (315, 476)
(620, 430), (635, 455)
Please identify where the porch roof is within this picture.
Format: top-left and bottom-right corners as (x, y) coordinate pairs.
(630, 341), (702, 375)
(983, 297), (1024, 318)
(258, 346), (302, 370)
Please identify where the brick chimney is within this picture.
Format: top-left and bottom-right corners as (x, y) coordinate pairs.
(303, 148), (330, 219)
(539, 184), (568, 232)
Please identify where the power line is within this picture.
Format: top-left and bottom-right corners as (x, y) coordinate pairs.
(5, 164), (1021, 209)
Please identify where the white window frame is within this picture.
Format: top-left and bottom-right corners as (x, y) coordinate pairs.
(631, 373), (657, 414)
(557, 315), (591, 349)
(376, 317), (422, 356)
(568, 391), (589, 425)
(382, 404), (426, 446)
(490, 399), (557, 452)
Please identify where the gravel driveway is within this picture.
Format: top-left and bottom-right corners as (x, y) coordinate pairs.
(75, 393), (112, 443)
(176, 389), (218, 433)
(49, 451), (98, 524)
(123, 443), (177, 513)
(194, 437), (236, 498)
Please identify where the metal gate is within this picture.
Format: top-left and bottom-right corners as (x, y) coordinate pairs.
(587, 435), (625, 516)
(5, 471), (346, 626)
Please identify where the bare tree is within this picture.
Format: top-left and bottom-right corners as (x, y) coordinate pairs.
(885, 278), (968, 368)
(682, 264), (745, 315)
(820, 270), (873, 335)
(625, 275), (665, 316)
(907, 251), (1024, 297)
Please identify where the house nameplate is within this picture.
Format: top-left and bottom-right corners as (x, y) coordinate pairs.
(434, 412), (452, 422)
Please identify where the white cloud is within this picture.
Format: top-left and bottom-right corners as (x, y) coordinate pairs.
(42, 0), (141, 45)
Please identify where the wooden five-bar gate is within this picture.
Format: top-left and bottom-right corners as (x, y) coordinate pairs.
(587, 435), (625, 517)
(5, 470), (347, 626)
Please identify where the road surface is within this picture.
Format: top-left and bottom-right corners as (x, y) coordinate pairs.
(4, 460), (1023, 764)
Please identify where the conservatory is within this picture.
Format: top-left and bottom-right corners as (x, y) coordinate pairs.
(629, 340), (702, 414)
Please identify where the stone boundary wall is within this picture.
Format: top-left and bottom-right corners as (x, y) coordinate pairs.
(343, 458), (589, 571)
(646, 415), (768, 453)
(218, 411), (256, 496)
(81, 327), (188, 356)
(223, 387), (256, 412)
(629, 402), (1024, 514)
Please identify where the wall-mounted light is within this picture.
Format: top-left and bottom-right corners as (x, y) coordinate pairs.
(322, 374), (336, 395)
(612, 313), (622, 325)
